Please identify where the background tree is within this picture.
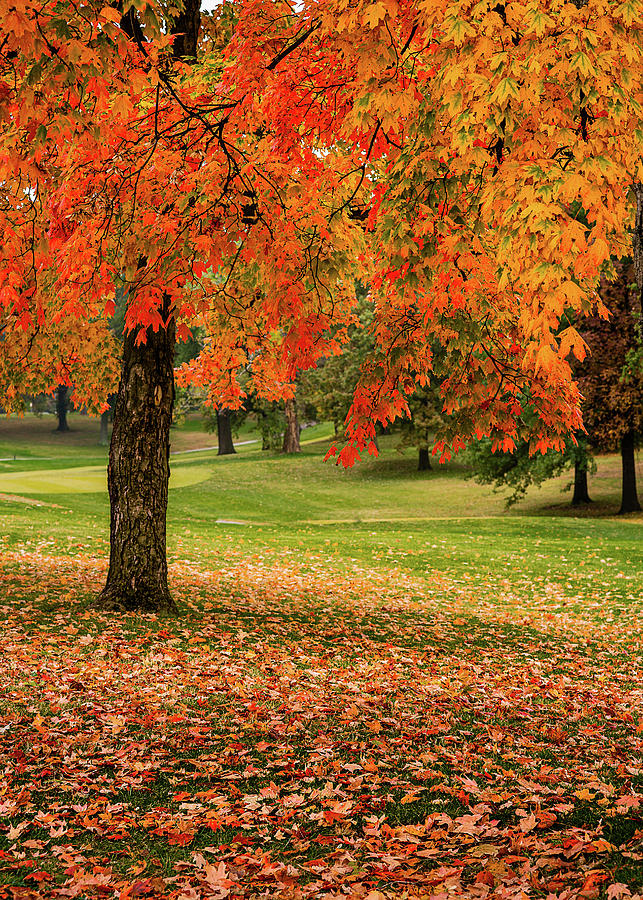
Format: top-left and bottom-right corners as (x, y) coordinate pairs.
(99, 396), (117, 447)
(55, 384), (70, 432)
(253, 398), (286, 451)
(466, 434), (595, 508)
(299, 285), (374, 439)
(466, 263), (642, 512)
(216, 410), (236, 455)
(578, 261), (643, 514)
(282, 397), (301, 454)
(396, 383), (445, 472)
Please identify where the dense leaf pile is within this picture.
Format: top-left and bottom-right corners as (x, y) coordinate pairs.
(0, 549), (641, 898)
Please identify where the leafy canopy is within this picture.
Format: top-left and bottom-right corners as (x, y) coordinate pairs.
(1, 0), (641, 459)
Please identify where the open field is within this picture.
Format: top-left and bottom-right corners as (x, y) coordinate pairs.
(0, 415), (641, 898)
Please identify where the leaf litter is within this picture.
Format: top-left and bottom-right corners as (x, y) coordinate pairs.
(0, 547), (641, 899)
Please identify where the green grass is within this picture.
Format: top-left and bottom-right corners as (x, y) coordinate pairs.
(1, 412), (642, 609)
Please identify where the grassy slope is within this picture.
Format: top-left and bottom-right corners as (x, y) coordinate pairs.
(1, 412), (642, 605)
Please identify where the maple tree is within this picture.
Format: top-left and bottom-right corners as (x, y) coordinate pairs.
(2, 0), (643, 610)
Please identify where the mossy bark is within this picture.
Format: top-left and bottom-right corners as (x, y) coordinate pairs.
(95, 308), (176, 612)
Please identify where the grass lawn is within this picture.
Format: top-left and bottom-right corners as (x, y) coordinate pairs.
(0, 413), (641, 898)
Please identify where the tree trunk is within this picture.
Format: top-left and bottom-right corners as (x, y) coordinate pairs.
(217, 410), (236, 455)
(619, 429), (641, 514)
(418, 447), (432, 471)
(171, 0), (201, 59)
(55, 384), (70, 432)
(92, 3), (200, 613)
(633, 182), (643, 314)
(571, 457), (591, 505)
(282, 397), (301, 453)
(94, 303), (177, 612)
(99, 410), (109, 446)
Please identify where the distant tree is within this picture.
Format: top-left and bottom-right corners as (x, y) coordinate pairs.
(299, 284), (374, 438)
(99, 409), (109, 446)
(216, 410), (236, 456)
(98, 393), (118, 446)
(578, 261), (643, 514)
(467, 263), (642, 512)
(397, 384), (445, 471)
(173, 327), (206, 426)
(30, 393), (49, 416)
(570, 444), (593, 506)
(466, 435), (594, 508)
(282, 397), (301, 454)
(55, 385), (70, 432)
(174, 328), (204, 368)
(254, 399), (285, 450)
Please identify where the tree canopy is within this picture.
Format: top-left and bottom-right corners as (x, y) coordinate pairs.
(2, 0), (641, 453)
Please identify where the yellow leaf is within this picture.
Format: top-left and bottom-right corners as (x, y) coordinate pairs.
(362, 2), (387, 28)
(491, 77), (519, 105)
(570, 51), (595, 76)
(444, 14), (475, 45)
(560, 280), (586, 306)
(558, 326), (587, 361)
(523, 6), (555, 36)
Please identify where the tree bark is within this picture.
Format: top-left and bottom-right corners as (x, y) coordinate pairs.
(217, 409), (236, 455)
(261, 418), (270, 451)
(92, 2), (200, 613)
(171, 0), (201, 59)
(619, 429), (641, 514)
(633, 182), (643, 314)
(282, 397), (301, 453)
(99, 410), (109, 446)
(94, 302), (177, 612)
(55, 384), (70, 432)
(418, 447), (432, 471)
(571, 457), (591, 505)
